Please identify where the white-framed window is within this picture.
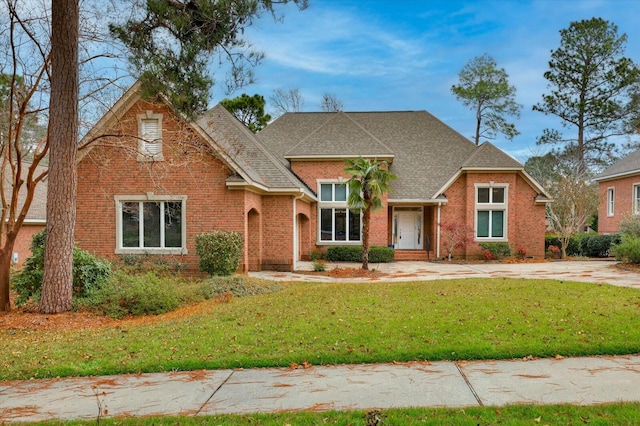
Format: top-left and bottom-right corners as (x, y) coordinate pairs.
(318, 181), (361, 243)
(634, 184), (640, 215)
(137, 111), (164, 161)
(607, 187), (615, 217)
(115, 194), (187, 254)
(475, 184), (507, 240)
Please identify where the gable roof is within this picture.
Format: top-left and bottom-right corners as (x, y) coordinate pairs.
(593, 148), (640, 182)
(283, 112), (394, 160)
(259, 110), (544, 202)
(78, 83), (313, 199)
(196, 105), (313, 196)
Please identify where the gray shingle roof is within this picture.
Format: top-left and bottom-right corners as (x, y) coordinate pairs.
(259, 110), (526, 201)
(197, 105), (312, 193)
(3, 163), (48, 221)
(593, 148), (640, 181)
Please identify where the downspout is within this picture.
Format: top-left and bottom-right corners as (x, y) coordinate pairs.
(436, 202), (442, 259)
(292, 189), (305, 272)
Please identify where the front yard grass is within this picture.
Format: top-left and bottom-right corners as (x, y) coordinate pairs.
(33, 403), (640, 425)
(3, 278), (640, 380)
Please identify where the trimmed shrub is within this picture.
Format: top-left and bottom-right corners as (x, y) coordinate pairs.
(478, 242), (511, 260)
(545, 233), (591, 257)
(325, 245), (394, 263)
(580, 234), (618, 258)
(612, 235), (640, 264)
(12, 230), (111, 306)
(196, 231), (243, 276)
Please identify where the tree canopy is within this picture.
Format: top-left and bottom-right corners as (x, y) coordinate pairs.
(451, 54), (521, 145)
(344, 157), (396, 271)
(110, 0), (308, 118)
(220, 93), (271, 133)
(533, 17), (640, 173)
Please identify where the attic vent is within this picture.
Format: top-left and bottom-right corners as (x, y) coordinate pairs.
(141, 118), (161, 155)
(137, 111), (164, 161)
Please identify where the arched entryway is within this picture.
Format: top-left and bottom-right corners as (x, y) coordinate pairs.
(247, 208), (261, 271)
(296, 213), (310, 261)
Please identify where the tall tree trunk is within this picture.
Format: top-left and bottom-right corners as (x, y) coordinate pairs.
(361, 208), (370, 271)
(0, 248), (13, 312)
(39, 0), (79, 314)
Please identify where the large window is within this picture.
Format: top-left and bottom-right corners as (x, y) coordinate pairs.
(475, 185), (507, 239)
(116, 196), (186, 254)
(318, 182), (361, 243)
(634, 185), (640, 215)
(607, 187), (615, 217)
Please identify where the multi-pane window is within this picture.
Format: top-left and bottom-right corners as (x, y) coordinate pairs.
(634, 185), (640, 215)
(607, 188), (615, 216)
(318, 182), (361, 242)
(119, 200), (184, 251)
(476, 186), (507, 239)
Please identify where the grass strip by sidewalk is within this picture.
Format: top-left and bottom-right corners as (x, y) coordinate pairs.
(3, 278), (640, 380)
(34, 402), (640, 425)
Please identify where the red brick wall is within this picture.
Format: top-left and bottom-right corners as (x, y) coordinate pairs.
(598, 174), (640, 234)
(76, 99), (247, 274)
(439, 172), (546, 259)
(290, 160), (389, 252)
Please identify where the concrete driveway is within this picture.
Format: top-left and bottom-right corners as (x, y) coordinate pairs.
(250, 260), (640, 288)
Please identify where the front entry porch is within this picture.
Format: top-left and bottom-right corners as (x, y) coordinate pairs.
(391, 206), (435, 261)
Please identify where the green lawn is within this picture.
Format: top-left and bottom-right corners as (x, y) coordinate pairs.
(34, 403), (640, 425)
(3, 278), (640, 381)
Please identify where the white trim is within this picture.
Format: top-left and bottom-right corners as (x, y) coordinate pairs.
(292, 189), (305, 271)
(593, 170), (640, 182)
(286, 154), (394, 162)
(633, 183), (640, 215)
(114, 194), (187, 255)
(474, 183), (508, 242)
(136, 111), (164, 161)
(316, 180), (362, 244)
(607, 187), (615, 217)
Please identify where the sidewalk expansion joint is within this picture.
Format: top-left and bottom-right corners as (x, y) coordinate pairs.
(455, 362), (483, 407)
(196, 369), (235, 415)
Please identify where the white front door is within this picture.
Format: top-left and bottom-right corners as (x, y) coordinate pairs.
(396, 210), (422, 250)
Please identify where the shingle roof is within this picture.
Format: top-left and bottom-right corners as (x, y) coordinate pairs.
(259, 110), (527, 201)
(593, 148), (640, 181)
(196, 105), (312, 193)
(3, 163), (48, 221)
(461, 142), (523, 169)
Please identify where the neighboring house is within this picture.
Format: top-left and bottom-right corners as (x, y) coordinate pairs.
(75, 83), (550, 273)
(593, 148), (640, 234)
(4, 163), (48, 268)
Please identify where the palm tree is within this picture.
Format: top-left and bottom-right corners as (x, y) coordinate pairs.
(344, 157), (396, 270)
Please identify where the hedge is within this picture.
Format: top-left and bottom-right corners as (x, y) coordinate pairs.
(325, 245), (395, 263)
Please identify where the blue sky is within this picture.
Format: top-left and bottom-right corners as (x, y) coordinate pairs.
(216, 0), (640, 163)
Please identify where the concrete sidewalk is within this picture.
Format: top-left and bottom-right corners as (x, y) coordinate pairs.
(2, 260), (640, 422)
(2, 355), (640, 422)
(250, 259), (640, 288)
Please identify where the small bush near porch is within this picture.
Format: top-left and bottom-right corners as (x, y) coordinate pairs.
(325, 245), (394, 263)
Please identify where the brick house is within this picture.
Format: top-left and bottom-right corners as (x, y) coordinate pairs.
(75, 83), (550, 272)
(5, 163), (47, 268)
(593, 148), (640, 234)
